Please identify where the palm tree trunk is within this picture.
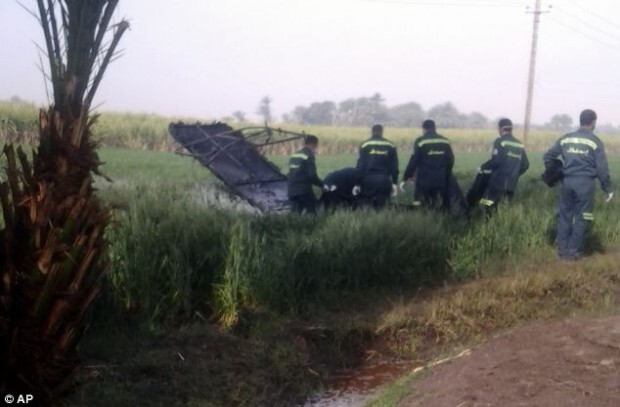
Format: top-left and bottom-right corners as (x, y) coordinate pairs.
(0, 1), (128, 401)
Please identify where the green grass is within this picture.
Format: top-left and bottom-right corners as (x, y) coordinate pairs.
(89, 147), (620, 328)
(4, 136), (620, 405)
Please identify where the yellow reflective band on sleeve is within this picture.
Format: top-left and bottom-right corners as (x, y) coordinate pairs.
(481, 170), (493, 174)
(291, 153), (309, 160)
(418, 138), (450, 147)
(560, 137), (598, 150)
(480, 199), (495, 207)
(289, 164), (300, 169)
(583, 212), (594, 221)
(500, 140), (524, 149)
(361, 140), (395, 148)
(507, 152), (522, 160)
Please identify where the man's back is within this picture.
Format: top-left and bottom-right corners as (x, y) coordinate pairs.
(287, 146), (320, 197)
(483, 133), (529, 193)
(404, 132), (454, 188)
(544, 128), (611, 193)
(356, 136), (399, 183)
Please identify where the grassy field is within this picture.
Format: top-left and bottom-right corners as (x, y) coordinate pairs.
(5, 125), (620, 405)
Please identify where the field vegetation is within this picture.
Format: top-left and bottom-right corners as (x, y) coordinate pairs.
(3, 105), (620, 405)
(4, 100), (620, 155)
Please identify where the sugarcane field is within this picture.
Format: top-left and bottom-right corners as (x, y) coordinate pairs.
(3, 1), (620, 407)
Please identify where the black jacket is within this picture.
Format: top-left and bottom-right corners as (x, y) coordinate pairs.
(543, 128), (611, 194)
(323, 167), (360, 199)
(403, 131), (454, 188)
(287, 147), (322, 197)
(481, 133), (529, 193)
(356, 136), (399, 184)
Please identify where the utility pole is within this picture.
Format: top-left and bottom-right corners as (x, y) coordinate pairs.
(523, 0), (546, 145)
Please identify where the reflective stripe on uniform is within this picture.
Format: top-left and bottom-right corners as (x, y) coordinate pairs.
(500, 140), (524, 149)
(289, 164), (300, 169)
(583, 212), (594, 221)
(480, 170), (492, 175)
(480, 198), (495, 207)
(412, 201), (422, 207)
(291, 153), (309, 160)
(507, 151), (522, 160)
(418, 138), (450, 147)
(560, 137), (598, 150)
(361, 140), (395, 148)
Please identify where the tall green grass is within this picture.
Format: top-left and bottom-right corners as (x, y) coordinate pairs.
(102, 172), (620, 328)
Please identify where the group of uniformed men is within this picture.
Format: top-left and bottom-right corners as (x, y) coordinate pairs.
(287, 109), (612, 261)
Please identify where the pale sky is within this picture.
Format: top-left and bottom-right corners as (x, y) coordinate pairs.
(2, 0), (620, 125)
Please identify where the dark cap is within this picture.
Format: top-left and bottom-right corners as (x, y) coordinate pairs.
(422, 119), (436, 131)
(498, 118), (513, 129)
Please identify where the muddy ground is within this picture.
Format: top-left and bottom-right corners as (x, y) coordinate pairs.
(402, 316), (620, 407)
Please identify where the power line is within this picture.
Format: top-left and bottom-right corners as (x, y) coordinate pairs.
(565, 0), (620, 33)
(547, 15), (620, 54)
(554, 6), (620, 44)
(361, 0), (527, 8)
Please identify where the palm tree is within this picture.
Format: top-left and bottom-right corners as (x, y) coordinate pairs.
(0, 1), (129, 401)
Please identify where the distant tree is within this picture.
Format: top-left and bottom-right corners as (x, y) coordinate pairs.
(9, 95), (22, 104)
(465, 111), (489, 129)
(281, 113), (292, 123)
(301, 101), (336, 125)
(428, 102), (467, 128)
(291, 105), (308, 124)
(335, 93), (388, 126)
(256, 96), (272, 124)
(232, 111), (246, 122)
(387, 102), (425, 127)
(546, 114), (573, 131)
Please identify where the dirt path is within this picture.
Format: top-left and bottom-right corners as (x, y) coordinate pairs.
(401, 316), (620, 407)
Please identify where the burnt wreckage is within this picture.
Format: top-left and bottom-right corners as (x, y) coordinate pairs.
(169, 122), (311, 212)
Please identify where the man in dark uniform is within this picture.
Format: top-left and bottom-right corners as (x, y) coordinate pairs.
(320, 167), (360, 210)
(287, 135), (323, 214)
(401, 119), (455, 210)
(543, 109), (613, 260)
(354, 124), (399, 209)
(479, 118), (529, 211)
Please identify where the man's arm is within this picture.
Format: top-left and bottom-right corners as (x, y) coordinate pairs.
(520, 149), (530, 175)
(390, 146), (399, 185)
(543, 139), (562, 169)
(446, 144), (455, 173)
(307, 154), (323, 188)
(356, 146), (366, 176)
(403, 142), (420, 181)
(595, 141), (612, 194)
(481, 139), (503, 171)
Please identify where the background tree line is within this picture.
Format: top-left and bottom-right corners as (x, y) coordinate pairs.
(281, 93), (492, 129)
(245, 93), (619, 133)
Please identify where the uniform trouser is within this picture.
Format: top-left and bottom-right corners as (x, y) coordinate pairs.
(480, 188), (514, 214)
(289, 193), (317, 215)
(414, 184), (448, 210)
(360, 174), (392, 209)
(557, 176), (595, 259)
